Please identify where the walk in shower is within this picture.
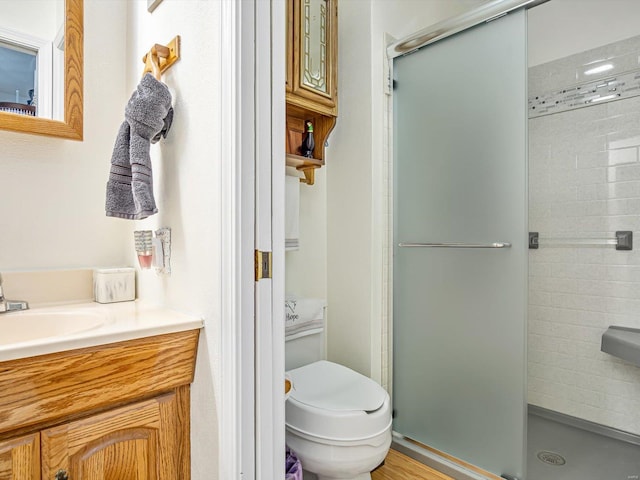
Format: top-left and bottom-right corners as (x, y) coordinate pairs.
(389, 1), (640, 479)
(526, 12), (640, 479)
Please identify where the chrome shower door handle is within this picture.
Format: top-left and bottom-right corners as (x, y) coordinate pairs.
(398, 242), (512, 248)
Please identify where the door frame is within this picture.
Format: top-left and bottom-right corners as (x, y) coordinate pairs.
(220, 0), (286, 478)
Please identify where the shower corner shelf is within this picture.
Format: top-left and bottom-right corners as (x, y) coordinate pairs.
(601, 326), (640, 367)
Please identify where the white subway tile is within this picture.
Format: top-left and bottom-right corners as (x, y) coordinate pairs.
(528, 319), (555, 337)
(529, 39), (640, 436)
(530, 276), (579, 294)
(608, 147), (638, 166)
(606, 265), (640, 282)
(552, 293), (607, 312)
(606, 296), (640, 314)
(529, 305), (554, 322)
(607, 123), (640, 147)
(576, 248), (605, 265)
(577, 167), (608, 186)
(584, 200), (608, 216)
(603, 394), (636, 414)
(530, 290), (554, 306)
(578, 151), (609, 169)
(529, 262), (553, 277)
(608, 163), (640, 182)
(607, 198), (640, 215)
(607, 94), (640, 116)
(607, 180), (640, 199)
(576, 310), (608, 328)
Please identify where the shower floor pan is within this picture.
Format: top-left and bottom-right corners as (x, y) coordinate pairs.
(527, 406), (640, 480)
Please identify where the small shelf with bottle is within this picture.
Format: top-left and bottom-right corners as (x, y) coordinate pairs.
(286, 103), (336, 186)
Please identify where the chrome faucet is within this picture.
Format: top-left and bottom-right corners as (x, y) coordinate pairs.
(0, 273), (29, 313)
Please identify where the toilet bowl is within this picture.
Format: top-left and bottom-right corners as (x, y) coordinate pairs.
(285, 360), (392, 480)
(285, 299), (392, 478)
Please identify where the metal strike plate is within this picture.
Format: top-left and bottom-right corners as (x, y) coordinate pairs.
(255, 250), (272, 281)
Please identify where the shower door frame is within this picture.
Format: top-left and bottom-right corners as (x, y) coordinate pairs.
(384, 1), (546, 478)
(386, 0), (547, 57)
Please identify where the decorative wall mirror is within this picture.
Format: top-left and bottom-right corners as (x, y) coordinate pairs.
(0, 0), (83, 140)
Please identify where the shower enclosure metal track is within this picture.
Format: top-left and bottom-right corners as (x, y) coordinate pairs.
(387, 0), (549, 58)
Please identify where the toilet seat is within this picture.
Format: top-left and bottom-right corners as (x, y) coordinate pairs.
(286, 361), (392, 442)
(288, 360), (386, 412)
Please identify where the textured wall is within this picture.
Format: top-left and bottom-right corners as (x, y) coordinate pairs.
(125, 1), (222, 478)
(528, 35), (640, 436)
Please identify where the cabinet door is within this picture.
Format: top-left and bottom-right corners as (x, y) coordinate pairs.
(0, 434), (40, 480)
(41, 390), (189, 480)
(290, 0), (337, 115)
(286, 0), (294, 93)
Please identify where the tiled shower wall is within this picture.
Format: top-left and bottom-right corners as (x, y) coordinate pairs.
(528, 35), (640, 436)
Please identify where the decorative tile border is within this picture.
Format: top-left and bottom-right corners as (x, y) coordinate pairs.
(529, 68), (640, 118)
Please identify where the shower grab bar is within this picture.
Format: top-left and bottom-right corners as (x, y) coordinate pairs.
(529, 231), (632, 251)
(398, 242), (511, 248)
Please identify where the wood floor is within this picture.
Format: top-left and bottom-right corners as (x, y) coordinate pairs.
(371, 449), (455, 480)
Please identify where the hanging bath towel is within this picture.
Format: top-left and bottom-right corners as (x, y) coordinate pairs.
(105, 73), (174, 220)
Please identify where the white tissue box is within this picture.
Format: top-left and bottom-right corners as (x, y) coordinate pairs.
(93, 268), (135, 303)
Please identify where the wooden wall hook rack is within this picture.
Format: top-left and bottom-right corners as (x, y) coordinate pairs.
(142, 35), (181, 77)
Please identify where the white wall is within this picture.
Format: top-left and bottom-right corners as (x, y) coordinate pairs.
(0, 1), (130, 270)
(125, 1), (222, 478)
(528, 0), (640, 67)
(285, 167), (327, 299)
(325, 0), (374, 378)
(0, 1), (60, 41)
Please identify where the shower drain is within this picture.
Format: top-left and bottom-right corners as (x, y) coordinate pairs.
(537, 451), (566, 466)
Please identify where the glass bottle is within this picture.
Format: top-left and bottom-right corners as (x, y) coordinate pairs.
(301, 120), (315, 158)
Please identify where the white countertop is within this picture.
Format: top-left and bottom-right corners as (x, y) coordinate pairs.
(0, 301), (204, 362)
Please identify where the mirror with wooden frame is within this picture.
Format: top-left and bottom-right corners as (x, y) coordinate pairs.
(0, 0), (83, 140)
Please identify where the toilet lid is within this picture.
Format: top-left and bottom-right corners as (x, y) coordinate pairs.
(287, 360), (386, 412)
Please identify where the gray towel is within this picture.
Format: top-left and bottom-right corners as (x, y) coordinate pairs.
(105, 74), (174, 220)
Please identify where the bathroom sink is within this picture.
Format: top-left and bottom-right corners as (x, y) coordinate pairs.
(0, 311), (105, 346)
(0, 301), (203, 363)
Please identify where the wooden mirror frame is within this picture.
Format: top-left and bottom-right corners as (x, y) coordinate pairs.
(0, 0), (83, 140)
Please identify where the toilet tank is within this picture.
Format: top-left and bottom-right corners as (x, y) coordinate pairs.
(285, 298), (326, 371)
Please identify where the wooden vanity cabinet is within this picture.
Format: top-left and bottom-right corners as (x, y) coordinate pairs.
(0, 434), (40, 480)
(41, 389), (189, 480)
(0, 329), (199, 480)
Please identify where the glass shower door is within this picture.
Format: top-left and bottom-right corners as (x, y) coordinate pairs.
(393, 10), (527, 479)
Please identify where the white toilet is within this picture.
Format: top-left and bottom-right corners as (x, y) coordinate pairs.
(285, 299), (392, 480)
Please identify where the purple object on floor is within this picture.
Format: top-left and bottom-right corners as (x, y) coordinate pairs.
(286, 447), (302, 480)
